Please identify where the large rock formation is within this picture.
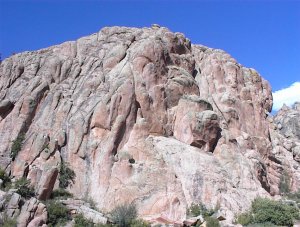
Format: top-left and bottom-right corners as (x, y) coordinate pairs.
(0, 26), (299, 224)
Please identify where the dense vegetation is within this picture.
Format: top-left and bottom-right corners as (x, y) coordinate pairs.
(46, 200), (71, 226)
(237, 197), (300, 226)
(286, 190), (300, 204)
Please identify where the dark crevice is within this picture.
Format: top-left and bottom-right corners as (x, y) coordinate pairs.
(128, 158), (135, 164)
(190, 140), (206, 149)
(111, 120), (127, 156)
(135, 100), (141, 109)
(210, 128), (222, 152)
(257, 163), (271, 193)
(192, 69), (198, 78)
(134, 100), (142, 123)
(23, 164), (29, 178)
(0, 100), (14, 119)
(268, 155), (282, 165)
(268, 129), (272, 143)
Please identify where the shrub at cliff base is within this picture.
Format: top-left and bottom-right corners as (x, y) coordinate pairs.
(74, 214), (94, 227)
(110, 203), (137, 227)
(237, 212), (252, 226)
(46, 200), (70, 226)
(252, 198), (299, 226)
(205, 216), (220, 227)
(286, 190), (300, 204)
(187, 203), (214, 217)
(237, 197), (300, 226)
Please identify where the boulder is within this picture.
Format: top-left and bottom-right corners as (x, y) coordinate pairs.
(61, 199), (107, 224)
(174, 96), (221, 152)
(17, 197), (47, 227)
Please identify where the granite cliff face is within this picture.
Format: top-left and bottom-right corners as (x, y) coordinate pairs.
(0, 26), (299, 224)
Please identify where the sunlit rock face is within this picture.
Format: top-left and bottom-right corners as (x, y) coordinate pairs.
(0, 26), (298, 224)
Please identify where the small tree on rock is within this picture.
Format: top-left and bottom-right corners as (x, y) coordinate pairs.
(59, 161), (76, 189)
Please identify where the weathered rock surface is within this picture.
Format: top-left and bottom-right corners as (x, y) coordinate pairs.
(61, 198), (107, 224)
(270, 103), (300, 192)
(0, 26), (299, 224)
(0, 190), (47, 226)
(174, 95), (220, 151)
(275, 103), (300, 141)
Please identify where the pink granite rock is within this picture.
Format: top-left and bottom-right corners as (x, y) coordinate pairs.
(174, 95), (220, 151)
(0, 191), (47, 227)
(0, 26), (299, 225)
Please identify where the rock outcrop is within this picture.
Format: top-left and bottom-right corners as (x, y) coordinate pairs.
(0, 26), (299, 224)
(0, 190), (47, 226)
(61, 198), (107, 224)
(270, 103), (300, 192)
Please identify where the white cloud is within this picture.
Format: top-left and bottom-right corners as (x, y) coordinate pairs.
(272, 82), (300, 111)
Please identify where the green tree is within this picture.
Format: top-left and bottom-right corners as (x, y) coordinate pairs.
(237, 197), (300, 226)
(251, 198), (299, 226)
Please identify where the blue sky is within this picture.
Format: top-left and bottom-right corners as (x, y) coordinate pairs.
(0, 0), (299, 110)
